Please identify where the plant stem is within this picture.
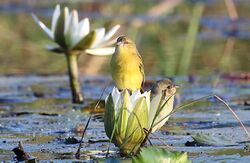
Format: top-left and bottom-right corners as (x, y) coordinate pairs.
(178, 3), (204, 75)
(66, 51), (83, 104)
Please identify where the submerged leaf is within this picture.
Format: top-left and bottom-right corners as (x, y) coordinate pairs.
(132, 146), (191, 163)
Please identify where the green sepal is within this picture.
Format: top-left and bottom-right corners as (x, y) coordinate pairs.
(104, 94), (115, 139)
(54, 11), (67, 48)
(72, 30), (96, 50)
(116, 90), (130, 142)
(46, 45), (64, 54)
(126, 97), (148, 143)
(119, 97), (148, 155)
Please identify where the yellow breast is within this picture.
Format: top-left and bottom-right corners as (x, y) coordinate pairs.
(111, 46), (143, 91)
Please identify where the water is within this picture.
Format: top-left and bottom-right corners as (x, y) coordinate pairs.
(0, 75), (249, 162)
(0, 1), (249, 75)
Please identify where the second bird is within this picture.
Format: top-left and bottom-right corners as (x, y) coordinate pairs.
(111, 36), (145, 91)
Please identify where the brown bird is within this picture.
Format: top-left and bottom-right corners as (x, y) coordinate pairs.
(151, 78), (178, 98)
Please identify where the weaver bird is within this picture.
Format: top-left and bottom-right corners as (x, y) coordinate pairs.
(151, 79), (178, 98)
(111, 36), (144, 91)
(150, 78), (179, 132)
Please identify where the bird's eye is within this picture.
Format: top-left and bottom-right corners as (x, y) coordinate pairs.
(117, 36), (126, 43)
(167, 85), (172, 89)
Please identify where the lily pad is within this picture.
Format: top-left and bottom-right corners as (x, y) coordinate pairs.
(132, 146), (191, 163)
(190, 133), (233, 146)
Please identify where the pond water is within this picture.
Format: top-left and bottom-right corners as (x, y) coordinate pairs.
(0, 75), (249, 162)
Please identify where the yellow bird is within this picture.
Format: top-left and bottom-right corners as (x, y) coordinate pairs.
(111, 36), (144, 91)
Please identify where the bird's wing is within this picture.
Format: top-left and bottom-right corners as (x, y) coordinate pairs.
(137, 51), (145, 91)
(139, 63), (145, 91)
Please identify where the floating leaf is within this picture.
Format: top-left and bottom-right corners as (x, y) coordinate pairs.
(132, 146), (191, 163)
(191, 133), (233, 146)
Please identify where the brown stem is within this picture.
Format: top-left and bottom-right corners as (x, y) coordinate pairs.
(66, 51), (83, 104)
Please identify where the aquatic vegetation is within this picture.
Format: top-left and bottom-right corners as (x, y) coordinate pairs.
(132, 146), (191, 163)
(104, 87), (175, 155)
(178, 3), (204, 75)
(32, 4), (120, 103)
(189, 133), (233, 146)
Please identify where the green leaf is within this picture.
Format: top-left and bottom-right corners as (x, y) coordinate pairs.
(72, 30), (96, 50)
(104, 94), (115, 139)
(191, 133), (233, 146)
(132, 147), (191, 163)
(54, 10), (67, 48)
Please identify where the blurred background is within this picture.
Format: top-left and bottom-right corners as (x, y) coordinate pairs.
(0, 0), (249, 76)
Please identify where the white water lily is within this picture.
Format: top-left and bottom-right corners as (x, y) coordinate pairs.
(104, 87), (175, 155)
(32, 4), (120, 55)
(104, 88), (150, 155)
(32, 4), (120, 103)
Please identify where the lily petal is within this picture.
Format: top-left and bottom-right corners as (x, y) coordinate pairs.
(142, 91), (151, 111)
(130, 90), (142, 109)
(54, 9), (67, 48)
(70, 10), (79, 47)
(90, 27), (105, 48)
(122, 90), (132, 113)
(148, 94), (162, 130)
(32, 14), (53, 40)
(64, 11), (77, 48)
(104, 25), (120, 41)
(71, 18), (90, 48)
(150, 94), (175, 132)
(99, 38), (117, 47)
(51, 4), (61, 33)
(63, 7), (70, 34)
(72, 30), (96, 50)
(78, 18), (90, 38)
(85, 47), (115, 56)
(111, 87), (121, 112)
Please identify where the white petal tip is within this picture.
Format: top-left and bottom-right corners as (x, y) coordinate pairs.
(85, 48), (115, 56)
